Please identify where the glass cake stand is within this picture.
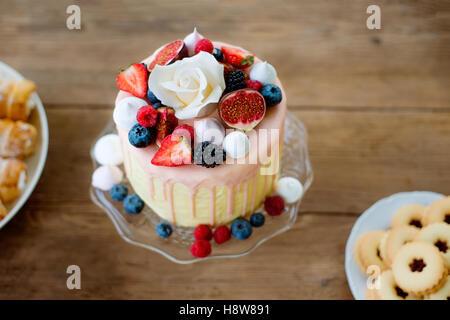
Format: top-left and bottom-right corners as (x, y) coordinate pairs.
(90, 111), (313, 263)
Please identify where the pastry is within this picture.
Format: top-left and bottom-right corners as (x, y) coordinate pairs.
(425, 275), (450, 300)
(392, 241), (448, 296)
(385, 226), (419, 267)
(415, 223), (450, 268)
(0, 158), (27, 203)
(372, 270), (420, 300)
(0, 119), (37, 158)
(423, 196), (450, 226)
(0, 79), (36, 121)
(354, 230), (387, 273)
(391, 204), (426, 229)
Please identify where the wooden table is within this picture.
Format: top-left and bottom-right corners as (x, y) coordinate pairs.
(0, 0), (449, 299)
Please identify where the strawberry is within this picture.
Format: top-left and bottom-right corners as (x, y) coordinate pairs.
(151, 133), (192, 167)
(116, 63), (148, 98)
(173, 124), (194, 145)
(221, 46), (255, 69)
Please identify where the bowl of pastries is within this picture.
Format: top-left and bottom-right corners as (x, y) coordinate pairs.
(0, 61), (49, 229)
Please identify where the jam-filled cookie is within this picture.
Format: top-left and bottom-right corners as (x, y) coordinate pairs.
(378, 232), (389, 265)
(415, 223), (450, 268)
(392, 241), (448, 296)
(354, 230), (387, 274)
(385, 226), (418, 267)
(373, 270), (420, 300)
(425, 275), (450, 300)
(423, 196), (450, 226)
(391, 204), (426, 229)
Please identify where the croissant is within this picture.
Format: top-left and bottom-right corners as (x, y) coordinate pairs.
(0, 79), (36, 121)
(0, 199), (6, 220)
(0, 119), (37, 158)
(0, 158), (27, 203)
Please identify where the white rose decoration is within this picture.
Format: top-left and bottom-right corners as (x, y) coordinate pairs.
(148, 52), (225, 120)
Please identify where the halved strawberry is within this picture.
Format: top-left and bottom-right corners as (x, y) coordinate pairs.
(116, 63), (148, 98)
(221, 46), (255, 69)
(151, 133), (192, 167)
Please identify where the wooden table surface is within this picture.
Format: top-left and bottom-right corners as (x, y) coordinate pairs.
(1, 0), (449, 299)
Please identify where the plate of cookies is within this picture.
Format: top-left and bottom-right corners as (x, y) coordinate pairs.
(345, 191), (450, 300)
(0, 61), (49, 229)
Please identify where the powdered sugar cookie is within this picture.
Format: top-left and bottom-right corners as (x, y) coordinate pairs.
(415, 223), (450, 268)
(356, 231), (387, 273)
(423, 196), (450, 226)
(385, 226), (419, 267)
(391, 204), (426, 229)
(392, 241), (448, 296)
(425, 275), (450, 300)
(374, 270), (420, 300)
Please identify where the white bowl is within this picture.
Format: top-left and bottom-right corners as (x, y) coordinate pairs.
(0, 62), (49, 230)
(344, 191), (445, 300)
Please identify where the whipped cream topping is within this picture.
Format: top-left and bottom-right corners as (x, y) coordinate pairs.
(94, 134), (123, 166)
(149, 52), (225, 120)
(113, 97), (147, 130)
(183, 27), (204, 56)
(249, 61), (277, 85)
(91, 165), (123, 191)
(194, 118), (225, 145)
(276, 177), (303, 203)
(223, 131), (250, 159)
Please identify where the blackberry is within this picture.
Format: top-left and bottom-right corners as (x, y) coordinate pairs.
(194, 141), (226, 168)
(224, 70), (245, 94)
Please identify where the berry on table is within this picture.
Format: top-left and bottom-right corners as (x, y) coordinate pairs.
(195, 38), (214, 54)
(224, 70), (246, 94)
(123, 194), (144, 214)
(190, 240), (212, 258)
(147, 89), (161, 104)
(109, 184), (128, 201)
(116, 63), (148, 98)
(245, 79), (263, 92)
(136, 106), (158, 128)
(193, 141), (226, 168)
(264, 195), (285, 216)
(194, 224), (213, 241)
(260, 84), (282, 107)
(231, 218), (253, 240)
(156, 222), (173, 238)
(212, 48), (224, 62)
(250, 213), (265, 227)
(128, 123), (155, 148)
(213, 226), (231, 244)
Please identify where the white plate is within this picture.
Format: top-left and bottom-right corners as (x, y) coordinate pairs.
(0, 62), (49, 230)
(344, 191), (445, 300)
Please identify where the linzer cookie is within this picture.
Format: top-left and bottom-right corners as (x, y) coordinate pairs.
(391, 204), (426, 229)
(354, 230), (387, 273)
(373, 270), (419, 300)
(385, 226), (419, 267)
(415, 223), (450, 268)
(392, 241), (448, 296)
(423, 196), (450, 226)
(425, 275), (450, 300)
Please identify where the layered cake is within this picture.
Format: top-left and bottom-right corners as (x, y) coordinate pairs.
(93, 29), (304, 257)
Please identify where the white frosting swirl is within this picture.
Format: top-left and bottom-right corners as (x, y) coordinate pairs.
(183, 27), (204, 56)
(149, 52), (225, 120)
(249, 61), (277, 85)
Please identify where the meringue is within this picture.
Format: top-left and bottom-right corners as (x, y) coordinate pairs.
(223, 131), (250, 159)
(183, 27), (204, 56)
(249, 61), (277, 85)
(113, 97), (147, 130)
(194, 118), (225, 145)
(94, 134), (123, 166)
(92, 165), (123, 191)
(276, 177), (303, 203)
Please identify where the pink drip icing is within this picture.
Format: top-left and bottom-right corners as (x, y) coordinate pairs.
(210, 187), (216, 226)
(227, 185), (235, 218)
(166, 181), (176, 223)
(241, 180), (249, 217)
(148, 176), (154, 199)
(190, 189), (196, 219)
(162, 180), (167, 200)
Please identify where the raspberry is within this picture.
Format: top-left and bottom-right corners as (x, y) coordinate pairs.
(190, 240), (212, 258)
(195, 38), (214, 54)
(213, 226), (231, 244)
(137, 105), (158, 127)
(194, 224), (213, 241)
(264, 195), (285, 216)
(245, 80), (262, 91)
(224, 70), (246, 94)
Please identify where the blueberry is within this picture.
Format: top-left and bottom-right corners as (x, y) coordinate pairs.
(110, 184), (128, 201)
(261, 84), (282, 107)
(123, 194), (144, 214)
(151, 101), (162, 109)
(250, 213), (265, 227)
(231, 218), (253, 240)
(147, 89), (160, 104)
(128, 123), (155, 148)
(212, 48), (224, 62)
(141, 62), (148, 70)
(156, 222), (173, 238)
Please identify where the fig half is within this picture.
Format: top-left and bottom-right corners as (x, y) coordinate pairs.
(147, 40), (188, 72)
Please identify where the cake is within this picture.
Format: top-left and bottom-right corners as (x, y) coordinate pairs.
(113, 29), (287, 228)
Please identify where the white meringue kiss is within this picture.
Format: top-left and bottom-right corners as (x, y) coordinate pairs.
(92, 165), (123, 191)
(149, 52), (225, 120)
(276, 177), (303, 203)
(223, 131), (250, 159)
(113, 97), (148, 130)
(183, 27), (204, 56)
(194, 118), (225, 145)
(94, 134), (123, 166)
(249, 61), (277, 85)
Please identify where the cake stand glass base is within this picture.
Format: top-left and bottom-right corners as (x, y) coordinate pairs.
(90, 111), (313, 263)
